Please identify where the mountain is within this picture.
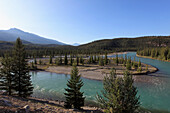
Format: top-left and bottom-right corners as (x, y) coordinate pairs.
(72, 43), (80, 46)
(0, 28), (65, 45)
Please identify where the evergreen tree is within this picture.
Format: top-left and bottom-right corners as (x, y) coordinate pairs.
(39, 59), (42, 65)
(138, 59), (141, 67)
(76, 56), (79, 66)
(64, 53), (68, 65)
(64, 65), (85, 109)
(99, 56), (104, 66)
(97, 69), (140, 113)
(104, 52), (108, 65)
(49, 55), (53, 64)
(126, 61), (131, 70)
(115, 54), (119, 66)
(55, 57), (59, 65)
(0, 54), (14, 95)
(31, 62), (34, 69)
(70, 55), (73, 66)
(12, 38), (33, 97)
(126, 57), (131, 70)
(59, 56), (62, 65)
(34, 57), (37, 64)
(125, 54), (127, 63)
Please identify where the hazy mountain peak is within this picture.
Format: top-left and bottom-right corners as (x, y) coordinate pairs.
(72, 43), (80, 46)
(0, 28), (66, 45)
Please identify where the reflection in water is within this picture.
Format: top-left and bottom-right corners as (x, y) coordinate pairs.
(30, 52), (170, 112)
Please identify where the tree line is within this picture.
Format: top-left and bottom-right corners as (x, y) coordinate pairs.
(137, 47), (170, 61)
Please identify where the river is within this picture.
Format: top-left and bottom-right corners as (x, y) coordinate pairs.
(30, 52), (170, 112)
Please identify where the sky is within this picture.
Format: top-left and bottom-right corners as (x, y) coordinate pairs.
(0, 0), (170, 44)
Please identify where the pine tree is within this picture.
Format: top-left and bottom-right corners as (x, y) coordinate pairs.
(64, 65), (85, 109)
(115, 54), (119, 66)
(55, 57), (59, 65)
(76, 56), (79, 66)
(99, 56), (104, 66)
(59, 55), (62, 65)
(70, 55), (73, 66)
(138, 59), (141, 67)
(104, 52), (108, 65)
(34, 56), (37, 64)
(126, 57), (131, 70)
(125, 54), (127, 63)
(31, 62), (34, 69)
(64, 53), (68, 65)
(39, 59), (42, 65)
(0, 54), (14, 95)
(96, 69), (140, 113)
(49, 55), (53, 64)
(12, 38), (33, 97)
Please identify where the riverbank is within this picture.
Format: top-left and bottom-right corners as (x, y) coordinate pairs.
(0, 92), (103, 113)
(136, 54), (170, 62)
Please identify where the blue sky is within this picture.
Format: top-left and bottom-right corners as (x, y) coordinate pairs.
(0, 0), (170, 44)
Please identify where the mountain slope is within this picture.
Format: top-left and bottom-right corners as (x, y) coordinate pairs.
(0, 28), (65, 45)
(79, 36), (170, 51)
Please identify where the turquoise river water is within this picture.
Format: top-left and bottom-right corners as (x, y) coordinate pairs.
(30, 52), (170, 112)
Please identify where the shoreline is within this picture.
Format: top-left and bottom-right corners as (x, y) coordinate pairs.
(36, 63), (158, 81)
(136, 54), (170, 63)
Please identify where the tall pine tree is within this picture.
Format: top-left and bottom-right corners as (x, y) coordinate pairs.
(104, 52), (108, 65)
(0, 54), (14, 95)
(64, 64), (85, 109)
(12, 38), (33, 97)
(64, 53), (68, 65)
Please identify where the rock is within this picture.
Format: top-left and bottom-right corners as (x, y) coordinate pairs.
(23, 105), (30, 113)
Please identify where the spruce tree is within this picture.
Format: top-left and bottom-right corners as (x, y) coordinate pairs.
(34, 56), (37, 64)
(39, 59), (42, 65)
(12, 38), (33, 97)
(115, 54), (119, 66)
(55, 57), (59, 65)
(64, 64), (85, 109)
(104, 52), (108, 65)
(138, 59), (141, 67)
(49, 55), (53, 64)
(97, 69), (140, 113)
(99, 56), (104, 66)
(59, 55), (62, 65)
(64, 53), (68, 65)
(76, 56), (79, 66)
(0, 54), (14, 95)
(70, 55), (73, 66)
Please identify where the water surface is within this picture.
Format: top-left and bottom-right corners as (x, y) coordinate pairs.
(31, 52), (170, 112)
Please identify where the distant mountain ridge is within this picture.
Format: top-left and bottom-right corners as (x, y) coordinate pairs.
(72, 43), (80, 46)
(0, 28), (65, 45)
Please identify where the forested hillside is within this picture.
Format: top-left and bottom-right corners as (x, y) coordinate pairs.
(79, 36), (170, 52)
(0, 36), (170, 57)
